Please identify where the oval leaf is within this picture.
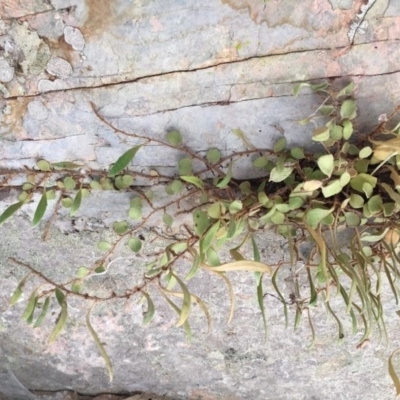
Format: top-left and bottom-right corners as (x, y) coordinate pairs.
(317, 154), (334, 177)
(180, 175), (204, 190)
(49, 300), (68, 343)
(216, 162), (233, 188)
(128, 237), (142, 252)
(178, 158), (193, 175)
(108, 145), (143, 177)
(166, 130), (182, 146)
(206, 148), (221, 163)
(70, 189), (82, 217)
(0, 201), (24, 225)
(32, 189), (48, 227)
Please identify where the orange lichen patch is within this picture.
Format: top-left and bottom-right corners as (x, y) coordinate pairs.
(45, 35), (77, 66)
(1, 98), (29, 138)
(81, 0), (115, 39)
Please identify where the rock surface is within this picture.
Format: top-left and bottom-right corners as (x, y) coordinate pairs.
(1, 1), (400, 399)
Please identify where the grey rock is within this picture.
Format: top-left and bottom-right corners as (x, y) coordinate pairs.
(0, 58), (14, 83)
(27, 101), (49, 121)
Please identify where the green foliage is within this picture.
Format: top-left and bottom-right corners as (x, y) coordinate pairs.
(6, 80), (400, 394)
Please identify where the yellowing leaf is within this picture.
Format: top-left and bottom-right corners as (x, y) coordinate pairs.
(86, 303), (113, 382)
(49, 300), (68, 343)
(10, 274), (30, 305)
(203, 260), (271, 275)
(388, 347), (400, 397)
(108, 145), (143, 177)
(303, 180), (322, 192)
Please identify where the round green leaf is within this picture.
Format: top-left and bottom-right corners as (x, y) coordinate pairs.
(165, 179), (183, 195)
(330, 125), (343, 140)
(321, 179), (342, 197)
(229, 200), (242, 214)
(178, 158), (193, 175)
(340, 99), (357, 120)
(163, 213), (173, 227)
(37, 160), (50, 171)
(90, 181), (102, 190)
(97, 241), (111, 251)
(193, 210), (210, 236)
(344, 212), (360, 227)
(253, 156), (268, 168)
(61, 197), (73, 208)
(207, 202), (223, 219)
(128, 238), (142, 252)
(63, 176), (76, 190)
(305, 207), (334, 229)
(342, 120), (353, 140)
(129, 207), (142, 220)
(71, 282), (83, 293)
(367, 194), (383, 214)
(271, 210), (285, 225)
(46, 189), (56, 200)
(339, 171), (351, 187)
(166, 130), (182, 146)
(113, 221), (129, 235)
(290, 147), (305, 160)
(317, 154), (334, 177)
(22, 183), (34, 191)
(115, 174), (134, 189)
(312, 126), (330, 142)
(206, 148), (221, 163)
(270, 166), (293, 182)
(130, 197), (143, 208)
(359, 146), (372, 159)
(77, 266), (89, 278)
(273, 137), (286, 153)
(18, 191), (28, 202)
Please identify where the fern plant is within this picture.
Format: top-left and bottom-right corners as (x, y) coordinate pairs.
(3, 80), (400, 394)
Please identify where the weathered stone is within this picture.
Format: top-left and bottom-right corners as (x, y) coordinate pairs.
(0, 58), (14, 83)
(1, 0), (400, 399)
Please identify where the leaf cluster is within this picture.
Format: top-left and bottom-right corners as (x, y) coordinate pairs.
(4, 81), (400, 393)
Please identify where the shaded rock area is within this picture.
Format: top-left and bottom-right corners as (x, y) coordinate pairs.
(1, 0), (400, 399)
